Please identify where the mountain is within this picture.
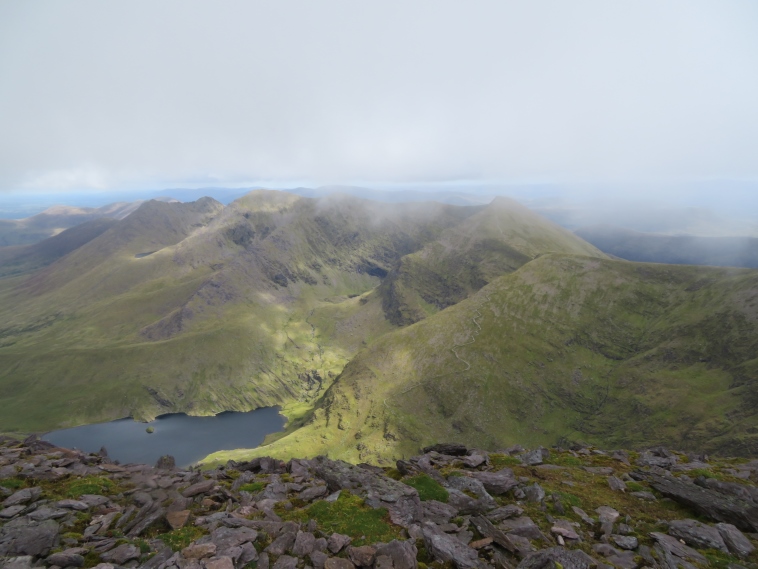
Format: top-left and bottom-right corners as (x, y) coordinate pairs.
(0, 191), (601, 435)
(0, 198), (177, 247)
(576, 225), (758, 268)
(205, 254), (758, 465)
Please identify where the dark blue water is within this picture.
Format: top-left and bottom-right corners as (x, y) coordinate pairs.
(42, 407), (285, 467)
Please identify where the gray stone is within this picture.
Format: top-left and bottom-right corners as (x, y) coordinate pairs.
(595, 506), (619, 524)
(517, 546), (596, 569)
(716, 523), (756, 558)
(650, 532), (707, 565)
(347, 545), (376, 567)
(324, 559), (356, 569)
(446, 476), (497, 510)
(311, 457), (422, 528)
(611, 535), (638, 550)
(607, 476), (626, 492)
(266, 531), (298, 556)
(100, 543), (141, 565)
(292, 531), (317, 556)
(500, 517), (546, 541)
(524, 484), (545, 504)
(0, 519), (59, 557)
(206, 557), (235, 569)
(2, 487), (41, 507)
(272, 556), (298, 569)
(486, 504), (524, 522)
(181, 479), (216, 497)
(309, 551), (328, 569)
(327, 533), (352, 554)
(375, 540), (418, 569)
(521, 447), (549, 466)
(56, 499), (89, 511)
(183, 543), (218, 559)
(630, 491), (657, 501)
(668, 519), (728, 552)
(632, 469), (758, 532)
(463, 453), (487, 469)
(0, 505), (25, 518)
(300, 485), (328, 502)
(470, 470), (519, 495)
(422, 499), (459, 524)
(422, 443), (469, 456)
(571, 506), (596, 526)
(207, 526), (258, 549)
(46, 549), (86, 567)
(0, 556), (34, 569)
(421, 522), (481, 569)
(374, 555), (394, 569)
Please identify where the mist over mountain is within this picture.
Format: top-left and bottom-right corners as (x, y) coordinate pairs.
(576, 225), (758, 269)
(1, 189), (756, 466)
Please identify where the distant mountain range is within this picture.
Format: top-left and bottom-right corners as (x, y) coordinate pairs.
(1, 190), (757, 463)
(0, 198), (177, 247)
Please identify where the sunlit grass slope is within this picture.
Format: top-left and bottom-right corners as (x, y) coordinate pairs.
(204, 255), (758, 466)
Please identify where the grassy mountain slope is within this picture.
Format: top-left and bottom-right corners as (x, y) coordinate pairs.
(204, 254), (758, 466)
(576, 224), (758, 268)
(0, 191), (613, 436)
(380, 197), (605, 325)
(0, 192), (485, 433)
(0, 218), (117, 278)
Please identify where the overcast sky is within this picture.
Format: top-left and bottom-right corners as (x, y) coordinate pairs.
(1, 0), (757, 194)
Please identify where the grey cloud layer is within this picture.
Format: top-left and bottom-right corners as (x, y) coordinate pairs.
(0, 0), (757, 190)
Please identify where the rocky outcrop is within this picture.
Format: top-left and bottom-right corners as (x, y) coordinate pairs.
(3, 438), (758, 569)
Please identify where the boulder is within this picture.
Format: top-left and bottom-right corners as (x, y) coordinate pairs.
(422, 443), (469, 456)
(716, 523), (756, 558)
(375, 540), (418, 569)
(421, 522), (482, 569)
(632, 470), (758, 532)
(667, 519), (727, 552)
(0, 519), (59, 557)
(470, 469), (518, 495)
(272, 556), (298, 569)
(100, 543), (141, 565)
(327, 533), (352, 554)
(517, 547), (597, 569)
(521, 447), (550, 466)
(347, 545), (376, 567)
(311, 456), (422, 528)
(182, 479), (217, 497)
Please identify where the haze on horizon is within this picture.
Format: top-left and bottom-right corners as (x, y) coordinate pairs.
(0, 0), (757, 202)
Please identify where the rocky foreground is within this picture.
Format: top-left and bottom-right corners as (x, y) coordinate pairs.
(2, 437), (758, 569)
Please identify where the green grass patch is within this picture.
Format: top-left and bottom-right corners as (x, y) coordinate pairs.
(625, 481), (646, 492)
(0, 478), (24, 490)
(703, 550), (741, 569)
(553, 491), (582, 508)
(64, 476), (116, 499)
(489, 453), (522, 469)
(403, 474), (449, 502)
(549, 455), (584, 467)
(158, 526), (207, 552)
(688, 468), (720, 479)
(285, 491), (402, 546)
(239, 482), (267, 493)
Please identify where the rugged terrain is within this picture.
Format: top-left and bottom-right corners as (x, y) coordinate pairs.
(210, 255), (758, 465)
(0, 191), (598, 435)
(4, 436), (758, 569)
